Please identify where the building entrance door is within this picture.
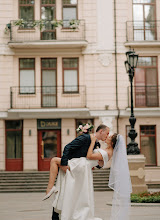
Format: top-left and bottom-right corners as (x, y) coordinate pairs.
(6, 120), (23, 171)
(38, 130), (61, 171)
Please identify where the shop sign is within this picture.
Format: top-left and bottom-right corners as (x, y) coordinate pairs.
(37, 119), (61, 129)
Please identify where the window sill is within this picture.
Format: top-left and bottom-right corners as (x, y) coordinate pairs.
(61, 28), (79, 32)
(17, 28), (35, 33)
(62, 93), (80, 96)
(18, 93), (36, 96)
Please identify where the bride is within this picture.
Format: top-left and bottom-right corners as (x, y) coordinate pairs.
(43, 131), (131, 220)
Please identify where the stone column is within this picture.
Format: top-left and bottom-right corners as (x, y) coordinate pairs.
(128, 155), (148, 194)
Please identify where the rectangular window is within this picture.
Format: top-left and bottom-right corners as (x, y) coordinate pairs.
(62, 0), (78, 27)
(63, 58), (78, 93)
(133, 0), (156, 41)
(41, 58), (57, 107)
(19, 58), (35, 94)
(134, 57), (158, 107)
(19, 0), (34, 21)
(6, 121), (23, 159)
(140, 125), (156, 166)
(41, 0), (56, 40)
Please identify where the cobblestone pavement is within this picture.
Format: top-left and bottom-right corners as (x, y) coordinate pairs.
(0, 191), (160, 220)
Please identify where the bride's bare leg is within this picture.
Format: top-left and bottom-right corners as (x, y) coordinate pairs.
(46, 157), (61, 194)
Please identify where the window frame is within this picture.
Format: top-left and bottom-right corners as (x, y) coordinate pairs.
(140, 125), (157, 166)
(19, 0), (35, 21)
(62, 57), (79, 94)
(5, 120), (23, 159)
(19, 58), (35, 94)
(62, 0), (78, 28)
(134, 56), (158, 107)
(40, 0), (57, 40)
(132, 0), (157, 41)
(41, 58), (57, 107)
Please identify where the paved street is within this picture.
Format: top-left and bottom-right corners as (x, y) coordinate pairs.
(0, 191), (160, 220)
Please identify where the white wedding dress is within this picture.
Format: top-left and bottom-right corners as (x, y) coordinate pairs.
(52, 149), (108, 220)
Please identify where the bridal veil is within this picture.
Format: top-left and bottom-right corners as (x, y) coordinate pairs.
(108, 135), (132, 220)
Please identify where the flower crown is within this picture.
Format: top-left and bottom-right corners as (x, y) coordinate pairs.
(76, 123), (94, 134)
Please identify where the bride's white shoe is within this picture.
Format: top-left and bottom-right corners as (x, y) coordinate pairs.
(42, 186), (58, 201)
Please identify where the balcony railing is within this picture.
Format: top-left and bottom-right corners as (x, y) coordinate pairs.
(126, 21), (160, 42)
(128, 86), (159, 108)
(10, 86), (86, 109)
(8, 20), (85, 42)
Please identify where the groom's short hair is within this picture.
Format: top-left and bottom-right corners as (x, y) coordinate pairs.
(96, 124), (109, 132)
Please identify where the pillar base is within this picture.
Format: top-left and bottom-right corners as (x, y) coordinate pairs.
(128, 154), (148, 194)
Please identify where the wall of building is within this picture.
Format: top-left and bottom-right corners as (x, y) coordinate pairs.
(23, 119), (37, 170)
(0, 0), (160, 186)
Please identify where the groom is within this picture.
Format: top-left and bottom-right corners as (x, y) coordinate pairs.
(52, 124), (109, 220)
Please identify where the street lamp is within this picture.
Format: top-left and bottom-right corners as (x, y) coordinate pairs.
(125, 50), (140, 155)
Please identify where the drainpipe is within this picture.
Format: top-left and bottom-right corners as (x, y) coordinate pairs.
(114, 0), (120, 133)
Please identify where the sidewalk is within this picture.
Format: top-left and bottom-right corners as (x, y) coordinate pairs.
(0, 191), (160, 220)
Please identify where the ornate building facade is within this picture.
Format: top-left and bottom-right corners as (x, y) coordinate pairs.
(0, 0), (160, 185)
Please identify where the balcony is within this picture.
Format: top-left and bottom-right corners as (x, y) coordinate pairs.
(128, 86), (159, 108)
(125, 21), (160, 47)
(7, 20), (87, 49)
(10, 86), (86, 109)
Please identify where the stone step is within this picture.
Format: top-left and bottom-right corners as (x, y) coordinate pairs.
(0, 180), (108, 187)
(0, 174), (109, 178)
(0, 188), (112, 193)
(147, 184), (160, 189)
(0, 170), (111, 192)
(0, 176), (108, 181)
(0, 179), (108, 183)
(0, 176), (109, 180)
(0, 170), (110, 174)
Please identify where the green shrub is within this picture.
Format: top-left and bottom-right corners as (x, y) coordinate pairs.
(131, 191), (160, 203)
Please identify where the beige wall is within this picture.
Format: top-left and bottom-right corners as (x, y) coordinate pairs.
(0, 0), (160, 177)
(0, 56), (14, 111)
(61, 118), (76, 152)
(23, 119), (37, 170)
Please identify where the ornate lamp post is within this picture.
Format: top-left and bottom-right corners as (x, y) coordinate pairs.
(124, 50), (140, 155)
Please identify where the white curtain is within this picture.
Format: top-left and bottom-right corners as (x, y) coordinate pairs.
(64, 70), (78, 92)
(20, 70), (34, 93)
(63, 7), (76, 27)
(42, 70), (56, 106)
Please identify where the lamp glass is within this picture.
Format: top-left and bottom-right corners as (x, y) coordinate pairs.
(125, 61), (129, 73)
(134, 54), (138, 68)
(129, 54), (134, 68)
(126, 50), (134, 64)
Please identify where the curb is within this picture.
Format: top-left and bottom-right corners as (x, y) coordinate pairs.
(106, 202), (160, 207)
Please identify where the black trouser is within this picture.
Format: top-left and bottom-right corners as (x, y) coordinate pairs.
(52, 207), (59, 220)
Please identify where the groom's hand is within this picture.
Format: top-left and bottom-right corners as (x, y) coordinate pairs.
(98, 160), (104, 167)
(60, 165), (70, 173)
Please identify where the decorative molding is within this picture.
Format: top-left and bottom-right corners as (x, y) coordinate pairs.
(98, 53), (112, 66)
(90, 110), (118, 117)
(7, 108), (91, 119)
(124, 108), (160, 117)
(130, 168), (145, 179)
(127, 154), (146, 163)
